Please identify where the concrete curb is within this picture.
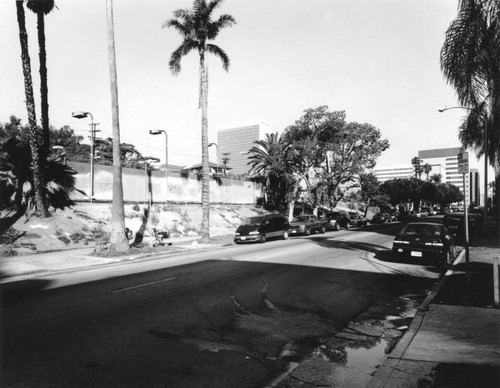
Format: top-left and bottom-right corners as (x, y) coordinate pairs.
(367, 249), (466, 388)
(0, 239), (236, 283)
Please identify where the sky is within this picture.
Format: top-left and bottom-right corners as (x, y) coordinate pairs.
(0, 0), (492, 179)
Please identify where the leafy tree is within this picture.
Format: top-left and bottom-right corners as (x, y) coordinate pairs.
(26, 0), (55, 157)
(441, 0), (500, 224)
(280, 106), (389, 216)
(15, 0), (49, 217)
(50, 125), (90, 163)
(434, 183), (464, 208)
(359, 172), (380, 201)
(380, 178), (424, 209)
(164, 0), (236, 241)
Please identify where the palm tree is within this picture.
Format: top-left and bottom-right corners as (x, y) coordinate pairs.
(248, 132), (290, 211)
(423, 163), (432, 180)
(441, 0), (500, 226)
(105, 0), (129, 254)
(15, 0), (49, 217)
(164, 0), (236, 241)
(411, 156), (423, 179)
(26, 0), (55, 157)
(430, 173), (442, 184)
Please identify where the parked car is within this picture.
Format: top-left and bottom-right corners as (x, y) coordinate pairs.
(290, 214), (327, 236)
(387, 209), (399, 221)
(348, 212), (368, 227)
(371, 212), (391, 223)
(442, 212), (481, 241)
(392, 222), (455, 266)
(323, 210), (351, 230)
(234, 214), (290, 244)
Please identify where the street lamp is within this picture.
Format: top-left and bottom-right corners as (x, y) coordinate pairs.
(52, 145), (66, 165)
(72, 111), (99, 202)
(208, 142), (219, 172)
(149, 130), (168, 203)
(438, 105), (488, 232)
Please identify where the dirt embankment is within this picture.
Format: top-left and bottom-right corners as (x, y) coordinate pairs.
(0, 203), (266, 256)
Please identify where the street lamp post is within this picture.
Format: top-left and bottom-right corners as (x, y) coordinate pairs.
(438, 106), (488, 232)
(72, 111), (99, 202)
(208, 142), (219, 173)
(149, 130), (168, 203)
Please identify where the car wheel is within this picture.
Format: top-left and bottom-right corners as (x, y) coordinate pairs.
(346, 222), (350, 230)
(320, 226), (326, 234)
(304, 228), (311, 236)
(259, 233), (267, 243)
(334, 223), (340, 231)
(282, 230), (289, 240)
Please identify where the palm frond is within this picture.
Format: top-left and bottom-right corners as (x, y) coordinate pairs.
(208, 14), (236, 39)
(206, 44), (230, 71)
(169, 41), (197, 75)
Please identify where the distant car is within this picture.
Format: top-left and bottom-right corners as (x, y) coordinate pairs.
(234, 214), (290, 243)
(371, 212), (391, 223)
(387, 209), (399, 221)
(442, 212), (481, 241)
(290, 215), (327, 236)
(323, 210), (351, 230)
(348, 212), (368, 227)
(392, 222), (455, 266)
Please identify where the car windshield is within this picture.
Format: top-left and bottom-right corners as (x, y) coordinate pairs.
(402, 224), (442, 236)
(242, 217), (267, 226)
(295, 216), (310, 222)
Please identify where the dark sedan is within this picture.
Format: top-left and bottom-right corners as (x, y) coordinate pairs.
(392, 222), (455, 266)
(348, 212), (368, 227)
(371, 212), (391, 223)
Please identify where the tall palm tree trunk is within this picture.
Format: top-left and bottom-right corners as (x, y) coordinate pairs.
(15, 0), (49, 218)
(105, 0), (129, 254)
(36, 11), (50, 156)
(200, 53), (210, 241)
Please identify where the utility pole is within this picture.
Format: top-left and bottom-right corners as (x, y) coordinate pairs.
(89, 122), (100, 202)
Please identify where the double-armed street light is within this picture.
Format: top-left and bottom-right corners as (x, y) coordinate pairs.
(72, 111), (100, 203)
(149, 130), (168, 203)
(438, 105), (488, 232)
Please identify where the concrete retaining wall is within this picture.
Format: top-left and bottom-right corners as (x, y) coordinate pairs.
(68, 161), (260, 204)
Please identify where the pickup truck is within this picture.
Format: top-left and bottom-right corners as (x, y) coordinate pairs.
(289, 214), (327, 236)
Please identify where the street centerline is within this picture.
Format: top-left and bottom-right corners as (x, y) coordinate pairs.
(112, 277), (176, 293)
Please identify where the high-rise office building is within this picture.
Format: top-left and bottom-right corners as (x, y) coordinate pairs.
(216, 120), (270, 176)
(418, 147), (466, 193)
(371, 165), (414, 182)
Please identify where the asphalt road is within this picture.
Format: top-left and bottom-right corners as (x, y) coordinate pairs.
(1, 221), (443, 387)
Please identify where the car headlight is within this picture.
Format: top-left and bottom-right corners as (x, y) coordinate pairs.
(425, 242), (443, 246)
(249, 231), (260, 235)
(235, 232), (240, 236)
(393, 240), (410, 244)
(299, 225), (305, 230)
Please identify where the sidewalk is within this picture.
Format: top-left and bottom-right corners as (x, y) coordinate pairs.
(368, 240), (500, 388)
(0, 234), (235, 282)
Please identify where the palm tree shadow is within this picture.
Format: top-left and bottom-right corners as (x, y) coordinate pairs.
(131, 208), (149, 246)
(312, 237), (390, 253)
